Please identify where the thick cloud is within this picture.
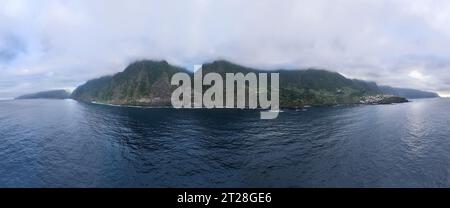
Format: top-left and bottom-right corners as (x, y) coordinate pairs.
(1, 0), (450, 97)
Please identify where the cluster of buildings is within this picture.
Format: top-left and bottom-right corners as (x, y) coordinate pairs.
(360, 95), (394, 104)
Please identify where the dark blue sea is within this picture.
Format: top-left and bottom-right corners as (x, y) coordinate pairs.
(0, 98), (449, 187)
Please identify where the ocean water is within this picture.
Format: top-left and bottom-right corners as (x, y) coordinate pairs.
(0, 98), (449, 187)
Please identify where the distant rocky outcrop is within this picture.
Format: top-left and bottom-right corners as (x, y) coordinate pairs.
(15, 90), (71, 100)
(379, 86), (439, 99)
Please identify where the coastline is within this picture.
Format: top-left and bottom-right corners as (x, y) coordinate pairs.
(84, 97), (412, 111)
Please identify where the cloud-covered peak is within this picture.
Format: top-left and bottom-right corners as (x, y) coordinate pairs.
(1, 0), (450, 97)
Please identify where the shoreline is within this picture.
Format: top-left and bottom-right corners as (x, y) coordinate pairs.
(84, 98), (414, 111)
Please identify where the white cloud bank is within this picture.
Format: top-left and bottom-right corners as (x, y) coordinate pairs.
(1, 0), (450, 97)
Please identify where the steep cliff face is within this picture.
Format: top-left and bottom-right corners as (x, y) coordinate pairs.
(72, 60), (188, 106)
(72, 60), (415, 107)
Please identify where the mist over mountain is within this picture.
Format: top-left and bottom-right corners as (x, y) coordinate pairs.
(3, 0), (450, 98)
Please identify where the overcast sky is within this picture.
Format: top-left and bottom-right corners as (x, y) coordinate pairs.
(2, 0), (450, 97)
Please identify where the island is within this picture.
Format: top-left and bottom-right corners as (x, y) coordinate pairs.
(71, 60), (437, 108)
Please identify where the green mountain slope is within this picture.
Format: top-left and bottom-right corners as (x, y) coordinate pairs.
(202, 60), (381, 107)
